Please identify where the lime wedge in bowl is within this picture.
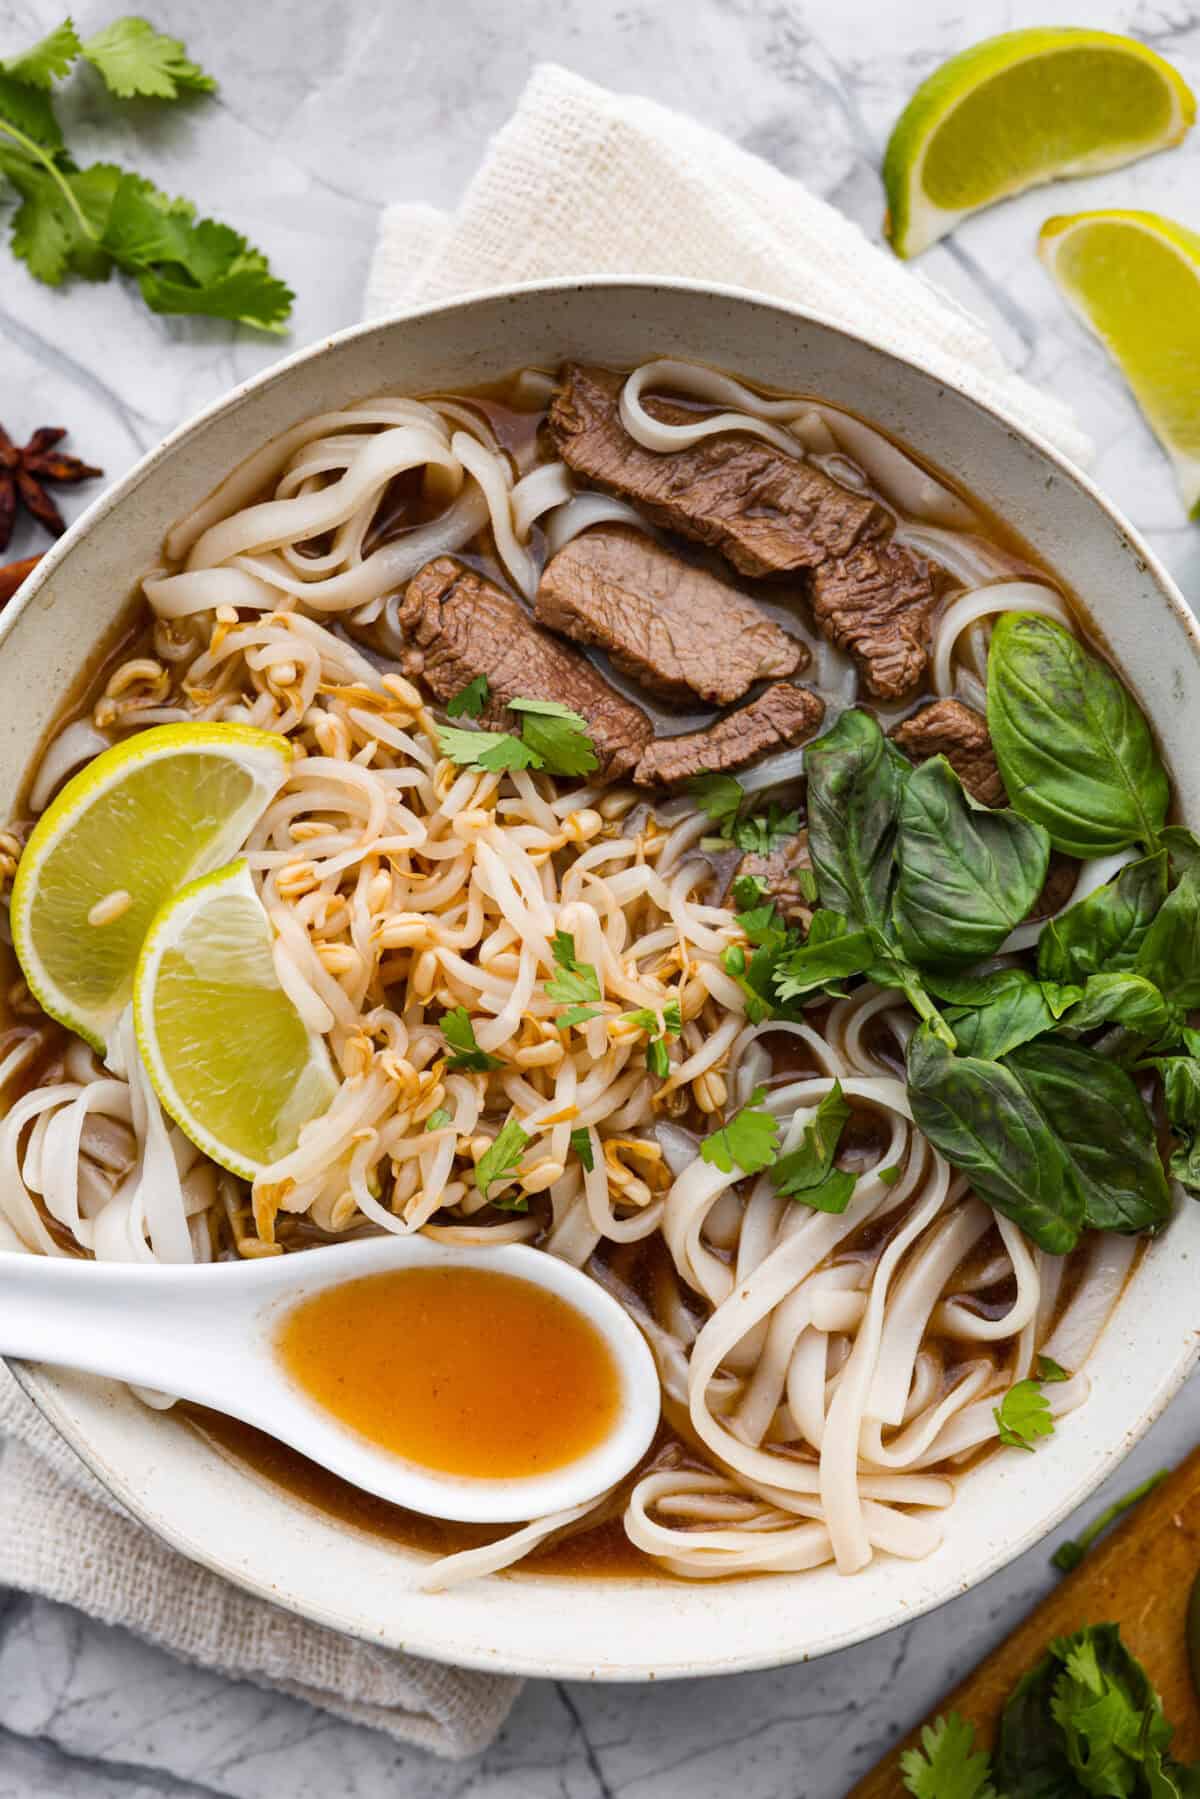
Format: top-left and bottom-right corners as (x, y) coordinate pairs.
(1039, 209), (1200, 518)
(11, 721), (292, 1054)
(134, 861), (337, 1179)
(884, 29), (1195, 258)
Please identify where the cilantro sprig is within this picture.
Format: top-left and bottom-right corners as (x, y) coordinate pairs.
(438, 697), (598, 779)
(700, 1085), (780, 1176)
(771, 1081), (857, 1213)
(446, 674), (488, 719)
(900, 1712), (996, 1799)
(0, 15), (292, 329)
(621, 999), (681, 1078)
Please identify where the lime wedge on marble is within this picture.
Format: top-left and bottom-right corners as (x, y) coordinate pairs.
(1040, 209), (1200, 517)
(884, 29), (1195, 258)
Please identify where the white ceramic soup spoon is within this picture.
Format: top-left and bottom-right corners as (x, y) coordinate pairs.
(0, 1236), (661, 1523)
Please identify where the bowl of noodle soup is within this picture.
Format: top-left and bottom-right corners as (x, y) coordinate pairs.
(2, 278), (1199, 1679)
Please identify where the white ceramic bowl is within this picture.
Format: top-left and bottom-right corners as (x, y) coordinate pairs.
(5, 279), (1199, 1681)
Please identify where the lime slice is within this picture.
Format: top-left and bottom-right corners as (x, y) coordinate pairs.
(134, 861), (337, 1179)
(11, 722), (291, 1054)
(884, 29), (1195, 258)
(1040, 209), (1200, 517)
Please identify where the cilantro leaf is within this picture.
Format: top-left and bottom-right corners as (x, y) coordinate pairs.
(508, 698), (598, 777)
(570, 1126), (595, 1172)
(621, 1001), (681, 1037)
(475, 1119), (530, 1199)
(82, 17), (216, 99)
(424, 1107), (452, 1133)
(546, 931), (602, 1012)
(3, 20), (81, 87)
(440, 1007), (503, 1072)
(994, 1377), (1054, 1451)
(878, 1163), (902, 1186)
(0, 70), (64, 147)
(1037, 1354), (1069, 1385)
(700, 1086), (780, 1176)
(436, 722), (536, 772)
(556, 1004), (601, 1028)
(900, 1712), (996, 1799)
(772, 1082), (857, 1212)
(446, 674), (488, 719)
(688, 771), (745, 833)
(731, 872), (767, 909)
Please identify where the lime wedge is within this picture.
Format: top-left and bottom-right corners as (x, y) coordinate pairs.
(1039, 209), (1200, 517)
(11, 722), (292, 1054)
(884, 29), (1195, 258)
(134, 861), (337, 1179)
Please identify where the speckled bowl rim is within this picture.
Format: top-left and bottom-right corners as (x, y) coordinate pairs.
(4, 275), (1199, 1682)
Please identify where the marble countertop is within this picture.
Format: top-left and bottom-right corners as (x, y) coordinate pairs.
(1, 0), (1199, 1793)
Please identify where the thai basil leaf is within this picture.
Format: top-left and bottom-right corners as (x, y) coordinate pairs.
(1006, 1039), (1171, 1235)
(805, 708), (905, 934)
(804, 710), (953, 1043)
(922, 967), (1079, 1016)
(1159, 825), (1200, 884)
(1038, 850), (1169, 984)
(1060, 971), (1181, 1048)
(1147, 1056), (1200, 1194)
(906, 1025), (1083, 1254)
(893, 756), (1050, 967)
(1135, 869), (1200, 1010)
(987, 613), (1169, 857)
(943, 969), (1068, 1060)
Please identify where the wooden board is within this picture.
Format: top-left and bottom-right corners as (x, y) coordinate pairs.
(851, 1447), (1200, 1795)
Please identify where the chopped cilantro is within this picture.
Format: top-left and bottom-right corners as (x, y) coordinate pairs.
(570, 1126), (595, 1172)
(1036, 1354), (1069, 1385)
(688, 771), (745, 833)
(877, 1163), (902, 1186)
(772, 1082), (857, 1212)
(424, 1107), (453, 1133)
(900, 1712), (996, 1799)
(474, 1119), (530, 1200)
(646, 1036), (671, 1078)
(730, 872), (767, 910)
(730, 802), (802, 857)
(436, 698), (597, 777)
(546, 930), (602, 1022)
(688, 773), (800, 859)
(446, 674), (488, 719)
(700, 1086), (780, 1176)
(508, 698), (598, 776)
(440, 1007), (503, 1072)
(994, 1377), (1055, 1452)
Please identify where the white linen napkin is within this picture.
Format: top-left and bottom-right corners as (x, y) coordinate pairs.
(0, 59), (1092, 1773)
(0, 1365), (520, 1757)
(367, 63), (1091, 468)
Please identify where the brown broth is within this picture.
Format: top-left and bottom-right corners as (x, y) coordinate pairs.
(275, 1266), (620, 1479)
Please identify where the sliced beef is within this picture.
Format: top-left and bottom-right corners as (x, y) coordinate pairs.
(535, 524), (806, 706)
(891, 698), (1007, 807)
(810, 539), (939, 704)
(548, 365), (940, 702)
(729, 830), (814, 927)
(634, 684), (825, 787)
(398, 556), (653, 780)
(1031, 852), (1079, 922)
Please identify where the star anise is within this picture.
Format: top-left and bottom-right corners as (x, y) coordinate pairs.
(0, 424), (103, 552)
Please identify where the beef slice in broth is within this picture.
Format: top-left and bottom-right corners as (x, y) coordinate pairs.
(890, 697), (1007, 807)
(398, 556), (653, 780)
(635, 684), (825, 786)
(535, 524), (806, 706)
(549, 364), (940, 700)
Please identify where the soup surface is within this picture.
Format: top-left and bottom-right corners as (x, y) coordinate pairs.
(275, 1265), (621, 1479)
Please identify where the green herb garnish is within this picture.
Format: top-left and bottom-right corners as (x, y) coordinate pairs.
(1051, 1470), (1169, 1573)
(440, 1007), (503, 1072)
(994, 1377), (1055, 1451)
(424, 1107), (453, 1133)
(546, 931), (602, 1026)
(446, 674), (488, 719)
(436, 697), (598, 777)
(474, 1119), (530, 1201)
(901, 1712), (996, 1799)
(700, 1086), (780, 1177)
(0, 16), (292, 328)
(569, 1126), (595, 1172)
(772, 1082), (857, 1213)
